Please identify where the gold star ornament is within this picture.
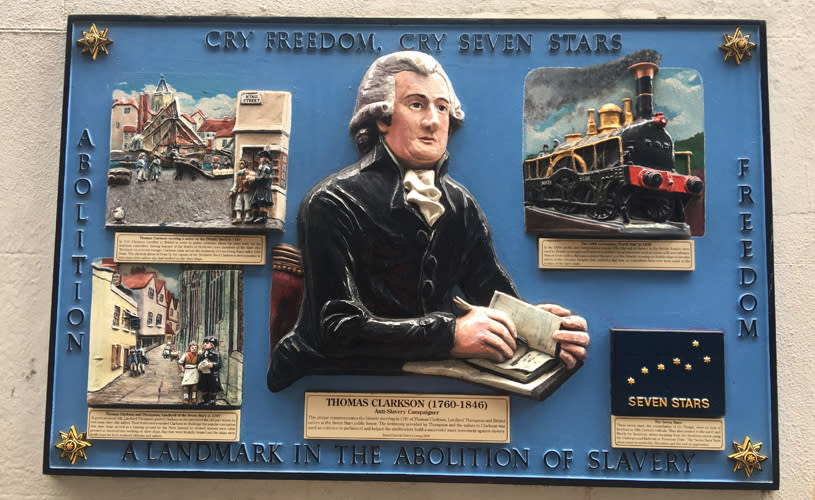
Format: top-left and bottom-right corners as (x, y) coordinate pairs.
(720, 27), (756, 65)
(76, 24), (113, 60)
(728, 436), (767, 478)
(55, 425), (92, 464)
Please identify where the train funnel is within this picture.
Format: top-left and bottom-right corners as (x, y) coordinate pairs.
(629, 61), (659, 120)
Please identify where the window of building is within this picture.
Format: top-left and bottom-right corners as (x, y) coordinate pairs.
(148, 288), (154, 299)
(147, 312), (153, 326)
(115, 122), (120, 128)
(242, 147), (264, 169)
(124, 107), (131, 114)
(159, 293), (164, 302)
(112, 305), (121, 328)
(111, 344), (123, 370)
(276, 153), (289, 189)
(215, 273), (224, 322)
(156, 314), (163, 327)
(125, 310), (139, 331)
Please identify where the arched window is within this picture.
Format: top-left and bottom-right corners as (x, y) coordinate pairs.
(156, 314), (163, 327)
(148, 288), (154, 299)
(147, 312), (153, 326)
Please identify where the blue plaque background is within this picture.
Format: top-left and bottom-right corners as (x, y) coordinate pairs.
(46, 17), (775, 487)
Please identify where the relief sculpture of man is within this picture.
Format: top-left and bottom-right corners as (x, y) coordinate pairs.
(268, 51), (589, 391)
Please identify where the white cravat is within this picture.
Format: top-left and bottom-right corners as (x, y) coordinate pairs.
(380, 140), (446, 226)
(403, 169), (445, 226)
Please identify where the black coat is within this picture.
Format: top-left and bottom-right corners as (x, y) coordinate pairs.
(251, 162), (274, 208)
(268, 143), (517, 390)
(198, 349), (222, 393)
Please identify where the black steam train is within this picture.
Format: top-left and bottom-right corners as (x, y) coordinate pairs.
(523, 62), (703, 223)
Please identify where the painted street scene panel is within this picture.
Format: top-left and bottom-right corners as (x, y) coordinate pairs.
(106, 75), (291, 231)
(87, 259), (244, 407)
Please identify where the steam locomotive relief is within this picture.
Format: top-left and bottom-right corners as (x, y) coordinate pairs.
(523, 61), (704, 231)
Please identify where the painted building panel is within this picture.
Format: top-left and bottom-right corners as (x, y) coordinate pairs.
(87, 265), (139, 392)
(233, 91), (292, 223)
(176, 267), (244, 406)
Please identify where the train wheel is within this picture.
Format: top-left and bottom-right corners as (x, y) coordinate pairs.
(573, 183), (595, 205)
(589, 191), (618, 221)
(644, 197), (673, 222)
(673, 198), (687, 222)
(551, 169), (579, 214)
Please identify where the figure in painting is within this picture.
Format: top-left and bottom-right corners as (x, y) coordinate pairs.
(136, 348), (148, 374)
(250, 151), (275, 223)
(178, 341), (199, 405)
(229, 159), (256, 224)
(127, 348), (139, 376)
(149, 155), (162, 182)
(268, 51), (589, 391)
(197, 336), (222, 406)
(135, 152), (147, 182)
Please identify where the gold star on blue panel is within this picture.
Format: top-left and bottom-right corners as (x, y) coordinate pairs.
(720, 27), (756, 65)
(728, 436), (767, 478)
(55, 425), (92, 464)
(76, 24), (113, 60)
(611, 329), (724, 418)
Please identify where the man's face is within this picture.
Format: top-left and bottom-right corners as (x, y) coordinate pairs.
(203, 341), (213, 350)
(189, 344), (198, 354)
(377, 71), (450, 169)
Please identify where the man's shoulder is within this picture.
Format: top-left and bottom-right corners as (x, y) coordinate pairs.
(439, 172), (481, 210)
(300, 162), (363, 208)
(300, 149), (390, 207)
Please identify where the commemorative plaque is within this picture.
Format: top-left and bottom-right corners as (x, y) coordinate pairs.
(46, 17), (776, 488)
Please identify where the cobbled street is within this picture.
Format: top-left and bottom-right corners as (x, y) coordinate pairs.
(87, 345), (184, 406)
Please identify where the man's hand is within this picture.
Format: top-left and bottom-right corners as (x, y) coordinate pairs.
(450, 307), (517, 362)
(538, 303), (590, 369)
